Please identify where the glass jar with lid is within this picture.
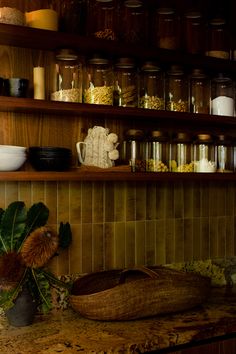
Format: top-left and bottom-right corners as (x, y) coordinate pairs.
(139, 61), (164, 110)
(118, 0), (147, 45)
(0, 0), (25, 25)
(121, 129), (145, 172)
(57, 0), (86, 34)
(113, 58), (138, 107)
(190, 69), (210, 114)
(151, 7), (180, 50)
(170, 132), (194, 172)
(50, 49), (83, 103)
(183, 11), (204, 54)
(211, 74), (234, 117)
(146, 130), (169, 172)
(83, 55), (113, 105)
(165, 65), (189, 112)
(215, 134), (233, 172)
(86, 0), (117, 40)
(193, 134), (216, 173)
(205, 18), (230, 59)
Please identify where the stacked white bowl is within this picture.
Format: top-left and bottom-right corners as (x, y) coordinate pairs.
(0, 145), (27, 171)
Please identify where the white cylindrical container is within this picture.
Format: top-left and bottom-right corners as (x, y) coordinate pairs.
(33, 67), (45, 100)
(211, 74), (234, 116)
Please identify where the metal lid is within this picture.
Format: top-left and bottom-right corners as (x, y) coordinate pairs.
(115, 58), (136, 68)
(89, 55), (109, 65)
(157, 7), (175, 15)
(167, 65), (184, 76)
(56, 49), (78, 61)
(185, 11), (202, 19)
(196, 134), (213, 143)
(191, 69), (207, 79)
(141, 61), (161, 72)
(125, 129), (144, 139)
(124, 0), (143, 7)
(173, 132), (191, 143)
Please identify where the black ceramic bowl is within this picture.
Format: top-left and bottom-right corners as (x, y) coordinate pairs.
(28, 146), (72, 171)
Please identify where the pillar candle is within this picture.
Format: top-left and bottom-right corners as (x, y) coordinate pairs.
(33, 67), (45, 100)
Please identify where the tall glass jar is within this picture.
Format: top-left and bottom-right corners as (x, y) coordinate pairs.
(86, 0), (117, 40)
(215, 134), (233, 173)
(205, 18), (230, 59)
(119, 0), (147, 45)
(83, 55), (113, 105)
(165, 65), (189, 112)
(139, 61), (164, 110)
(50, 49), (83, 103)
(57, 0), (86, 35)
(193, 134), (216, 172)
(121, 129), (145, 172)
(113, 58), (138, 107)
(151, 7), (180, 50)
(183, 11), (204, 54)
(211, 74), (234, 117)
(146, 130), (169, 172)
(170, 132), (194, 172)
(190, 69), (210, 114)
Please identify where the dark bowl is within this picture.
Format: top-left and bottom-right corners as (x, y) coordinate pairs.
(29, 156), (71, 171)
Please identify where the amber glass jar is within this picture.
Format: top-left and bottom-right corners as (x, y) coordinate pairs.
(86, 0), (117, 40)
(183, 11), (204, 54)
(152, 7), (180, 50)
(205, 18), (230, 59)
(165, 65), (189, 112)
(189, 69), (210, 114)
(119, 0), (147, 45)
(57, 0), (86, 34)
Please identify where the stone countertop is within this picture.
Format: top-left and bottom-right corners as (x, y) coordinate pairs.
(0, 287), (236, 354)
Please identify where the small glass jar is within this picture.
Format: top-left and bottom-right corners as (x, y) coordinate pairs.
(119, 0), (147, 45)
(146, 130), (169, 172)
(211, 74), (234, 117)
(121, 129), (145, 172)
(50, 49), (83, 103)
(57, 0), (86, 35)
(205, 18), (230, 59)
(151, 7), (180, 50)
(83, 55), (113, 105)
(183, 11), (204, 54)
(86, 0), (117, 40)
(215, 134), (233, 172)
(165, 65), (189, 112)
(190, 69), (210, 114)
(193, 134), (216, 172)
(170, 132), (194, 172)
(113, 58), (138, 107)
(139, 61), (164, 110)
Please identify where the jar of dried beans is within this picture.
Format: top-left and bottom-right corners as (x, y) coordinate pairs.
(165, 65), (189, 112)
(139, 61), (164, 110)
(193, 134), (216, 172)
(170, 132), (194, 172)
(113, 58), (138, 107)
(83, 55), (113, 105)
(50, 49), (83, 103)
(146, 130), (169, 172)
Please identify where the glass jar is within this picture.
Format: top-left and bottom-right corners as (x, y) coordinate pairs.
(205, 18), (230, 59)
(86, 0), (117, 40)
(57, 0), (86, 35)
(119, 0), (147, 45)
(146, 130), (169, 172)
(139, 61), (164, 110)
(113, 58), (138, 107)
(170, 132), (194, 172)
(83, 55), (113, 105)
(193, 134), (216, 172)
(151, 7), (180, 50)
(215, 134), (233, 172)
(121, 129), (145, 172)
(211, 74), (234, 117)
(190, 69), (210, 114)
(0, 0), (25, 25)
(165, 65), (189, 112)
(50, 49), (83, 103)
(183, 11), (204, 54)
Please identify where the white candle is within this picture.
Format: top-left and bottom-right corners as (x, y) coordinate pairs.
(33, 67), (45, 100)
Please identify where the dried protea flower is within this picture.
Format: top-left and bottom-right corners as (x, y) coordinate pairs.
(0, 252), (25, 291)
(20, 226), (59, 268)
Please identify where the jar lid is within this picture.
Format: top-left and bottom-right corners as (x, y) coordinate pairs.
(141, 61), (161, 72)
(173, 132), (191, 143)
(150, 130), (168, 141)
(89, 56), (109, 65)
(56, 49), (78, 60)
(124, 0), (143, 7)
(115, 58), (135, 68)
(185, 11), (202, 19)
(167, 65), (184, 75)
(210, 18), (226, 26)
(216, 134), (231, 144)
(190, 69), (207, 79)
(196, 134), (213, 142)
(157, 7), (174, 15)
(125, 129), (144, 139)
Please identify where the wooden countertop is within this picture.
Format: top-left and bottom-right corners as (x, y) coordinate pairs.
(1, 287), (236, 354)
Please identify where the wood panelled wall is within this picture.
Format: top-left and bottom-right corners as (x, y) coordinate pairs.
(0, 180), (235, 276)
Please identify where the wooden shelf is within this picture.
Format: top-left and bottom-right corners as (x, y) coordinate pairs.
(0, 169), (235, 182)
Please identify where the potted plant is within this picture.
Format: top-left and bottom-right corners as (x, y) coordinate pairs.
(0, 201), (72, 326)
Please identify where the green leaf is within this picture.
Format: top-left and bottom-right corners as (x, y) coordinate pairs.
(58, 222), (72, 249)
(19, 202), (49, 250)
(30, 268), (52, 313)
(0, 201), (27, 252)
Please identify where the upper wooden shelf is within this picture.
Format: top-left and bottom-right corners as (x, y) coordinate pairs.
(1, 23), (236, 74)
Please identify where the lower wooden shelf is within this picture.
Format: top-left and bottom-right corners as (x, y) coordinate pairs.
(0, 168), (235, 182)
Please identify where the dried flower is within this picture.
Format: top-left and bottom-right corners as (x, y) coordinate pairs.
(0, 252), (25, 291)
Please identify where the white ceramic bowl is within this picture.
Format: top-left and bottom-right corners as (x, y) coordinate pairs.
(0, 145), (27, 153)
(0, 152), (27, 171)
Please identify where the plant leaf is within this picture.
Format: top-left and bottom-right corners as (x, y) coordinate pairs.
(30, 268), (52, 313)
(58, 222), (72, 249)
(0, 201), (27, 252)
